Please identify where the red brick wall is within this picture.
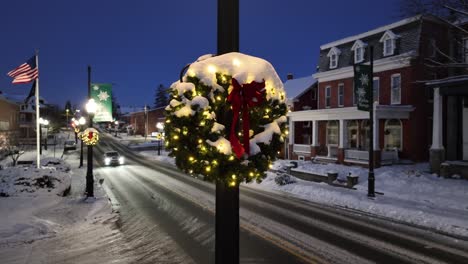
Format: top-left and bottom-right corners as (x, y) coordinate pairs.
(294, 87), (318, 110)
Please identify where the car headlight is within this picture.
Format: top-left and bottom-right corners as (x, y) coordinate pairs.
(105, 157), (111, 165)
(119, 156), (124, 164)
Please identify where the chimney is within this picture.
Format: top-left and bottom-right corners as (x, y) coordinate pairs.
(287, 73), (293, 80)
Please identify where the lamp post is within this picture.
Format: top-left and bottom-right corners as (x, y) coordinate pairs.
(72, 117), (78, 144)
(85, 98), (97, 197)
(78, 116), (86, 168)
(156, 122), (164, 156)
(38, 118), (49, 154)
(66, 109), (69, 127)
(43, 119), (49, 151)
(144, 105), (148, 141)
(114, 120), (118, 137)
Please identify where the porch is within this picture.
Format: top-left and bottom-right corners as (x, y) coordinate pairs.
(287, 105), (413, 167)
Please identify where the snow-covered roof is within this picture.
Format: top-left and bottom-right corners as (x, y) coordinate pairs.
(283, 76), (316, 100)
(425, 75), (468, 87)
(320, 15), (422, 50)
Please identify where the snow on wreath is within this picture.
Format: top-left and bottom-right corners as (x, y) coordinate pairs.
(164, 52), (288, 186)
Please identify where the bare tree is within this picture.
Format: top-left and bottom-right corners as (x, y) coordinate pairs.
(0, 131), (29, 167)
(399, 0), (468, 18)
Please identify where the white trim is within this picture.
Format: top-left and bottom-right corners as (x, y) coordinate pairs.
(379, 30), (400, 42)
(380, 30), (399, 57)
(351, 40), (367, 63)
(313, 51), (414, 82)
(287, 105), (414, 122)
(391, 73), (401, 105)
(327, 47), (341, 69)
(320, 15), (420, 50)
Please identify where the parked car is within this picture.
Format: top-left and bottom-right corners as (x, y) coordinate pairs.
(64, 140), (77, 151)
(103, 151), (124, 166)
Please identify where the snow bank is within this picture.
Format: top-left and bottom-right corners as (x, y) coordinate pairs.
(0, 157), (71, 197)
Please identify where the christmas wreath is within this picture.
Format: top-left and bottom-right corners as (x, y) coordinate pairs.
(165, 52), (288, 186)
(81, 128), (100, 146)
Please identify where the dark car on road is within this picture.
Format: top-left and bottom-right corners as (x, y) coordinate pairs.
(64, 140), (77, 151)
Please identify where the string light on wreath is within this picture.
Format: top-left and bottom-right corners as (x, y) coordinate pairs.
(165, 52), (288, 185)
(81, 128), (100, 146)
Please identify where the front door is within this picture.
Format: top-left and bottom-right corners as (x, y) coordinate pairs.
(464, 97), (468, 160)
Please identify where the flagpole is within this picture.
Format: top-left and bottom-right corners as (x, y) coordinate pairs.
(35, 51), (41, 169)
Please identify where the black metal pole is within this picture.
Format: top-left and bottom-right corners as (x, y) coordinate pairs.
(86, 65), (94, 197)
(216, 0), (239, 263)
(368, 46), (375, 198)
(79, 136), (83, 168)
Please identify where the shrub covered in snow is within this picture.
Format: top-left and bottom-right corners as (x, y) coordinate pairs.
(274, 173), (296, 186)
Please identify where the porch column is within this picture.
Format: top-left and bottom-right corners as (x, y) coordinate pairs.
(338, 119), (347, 163)
(311, 120), (319, 157)
(430, 87), (445, 173)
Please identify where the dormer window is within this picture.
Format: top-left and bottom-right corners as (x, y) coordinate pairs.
(379, 30), (399, 57)
(351, 40), (367, 63)
(327, 47), (341, 69)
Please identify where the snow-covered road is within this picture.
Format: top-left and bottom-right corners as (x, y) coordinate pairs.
(97, 134), (468, 264)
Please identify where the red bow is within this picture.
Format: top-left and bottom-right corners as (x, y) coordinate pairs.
(88, 132), (94, 140)
(227, 78), (265, 158)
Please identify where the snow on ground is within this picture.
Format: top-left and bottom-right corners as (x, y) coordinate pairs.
(120, 133), (468, 239)
(0, 131), (134, 263)
(254, 160), (468, 238)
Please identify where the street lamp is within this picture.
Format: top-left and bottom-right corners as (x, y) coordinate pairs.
(66, 109), (69, 127)
(72, 117), (78, 144)
(39, 118), (49, 154)
(156, 122), (164, 156)
(114, 120), (119, 137)
(78, 116), (86, 168)
(85, 98), (97, 197)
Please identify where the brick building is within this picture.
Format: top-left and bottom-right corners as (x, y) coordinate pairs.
(128, 106), (165, 137)
(0, 94), (20, 158)
(288, 15), (451, 167)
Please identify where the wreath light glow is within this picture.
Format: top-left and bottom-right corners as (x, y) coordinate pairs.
(165, 52), (288, 186)
(81, 128), (100, 146)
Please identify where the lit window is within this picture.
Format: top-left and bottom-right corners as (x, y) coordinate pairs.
(391, 74), (401, 104)
(338, 83), (344, 107)
(384, 119), (402, 150)
(325, 86), (331, 107)
(327, 120), (339, 145)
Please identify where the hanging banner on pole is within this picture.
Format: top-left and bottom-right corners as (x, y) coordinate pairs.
(90, 83), (113, 122)
(353, 64), (372, 112)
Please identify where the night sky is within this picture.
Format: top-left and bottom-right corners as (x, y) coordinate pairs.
(0, 0), (401, 109)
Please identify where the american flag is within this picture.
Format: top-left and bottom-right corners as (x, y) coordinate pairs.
(7, 56), (38, 84)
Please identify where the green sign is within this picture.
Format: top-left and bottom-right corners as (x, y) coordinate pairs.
(90, 83), (113, 122)
(353, 64), (372, 111)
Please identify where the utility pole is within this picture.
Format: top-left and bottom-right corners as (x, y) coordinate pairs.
(216, 0), (239, 263)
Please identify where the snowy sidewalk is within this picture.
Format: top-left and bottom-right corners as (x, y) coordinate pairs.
(0, 133), (135, 263)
